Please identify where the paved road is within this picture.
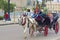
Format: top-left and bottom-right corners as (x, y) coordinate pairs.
(0, 20), (60, 40)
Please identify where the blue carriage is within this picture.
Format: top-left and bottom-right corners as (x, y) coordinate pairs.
(30, 12), (59, 36)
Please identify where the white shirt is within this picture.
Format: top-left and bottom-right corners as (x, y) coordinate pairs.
(26, 12), (33, 17)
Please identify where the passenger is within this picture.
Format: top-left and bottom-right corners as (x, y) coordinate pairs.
(25, 9), (34, 18)
(47, 12), (53, 22)
(25, 9), (30, 16)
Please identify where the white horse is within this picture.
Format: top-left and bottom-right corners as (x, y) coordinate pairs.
(19, 14), (37, 38)
(21, 15), (28, 38)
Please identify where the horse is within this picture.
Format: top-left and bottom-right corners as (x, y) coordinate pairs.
(20, 13), (39, 38)
(20, 14), (28, 38)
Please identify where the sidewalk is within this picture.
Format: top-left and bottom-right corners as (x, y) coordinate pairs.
(0, 18), (19, 25)
(0, 17), (60, 25)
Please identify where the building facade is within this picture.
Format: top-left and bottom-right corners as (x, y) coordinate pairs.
(46, 1), (60, 13)
(10, 0), (27, 11)
(10, 0), (36, 11)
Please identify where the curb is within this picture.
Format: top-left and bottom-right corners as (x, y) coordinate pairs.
(0, 23), (19, 26)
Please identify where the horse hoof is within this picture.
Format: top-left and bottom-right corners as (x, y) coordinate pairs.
(24, 36), (27, 39)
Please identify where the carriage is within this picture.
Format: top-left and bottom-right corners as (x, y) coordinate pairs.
(28, 13), (59, 36)
(19, 12), (59, 38)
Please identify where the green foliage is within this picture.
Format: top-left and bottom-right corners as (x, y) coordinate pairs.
(0, 0), (16, 13)
(10, 3), (16, 12)
(23, 7), (27, 11)
(39, 0), (46, 9)
(32, 7), (35, 11)
(0, 16), (4, 20)
(0, 0), (4, 9)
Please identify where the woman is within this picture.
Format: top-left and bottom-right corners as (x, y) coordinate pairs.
(5, 12), (9, 21)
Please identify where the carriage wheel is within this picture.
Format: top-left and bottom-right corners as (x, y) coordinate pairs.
(44, 25), (48, 36)
(55, 22), (59, 34)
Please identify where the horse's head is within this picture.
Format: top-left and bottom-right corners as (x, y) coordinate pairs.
(21, 16), (26, 26)
(21, 14), (27, 25)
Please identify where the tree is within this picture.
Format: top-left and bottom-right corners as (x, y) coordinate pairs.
(41, 0), (46, 9)
(0, 0), (4, 9)
(0, 0), (16, 14)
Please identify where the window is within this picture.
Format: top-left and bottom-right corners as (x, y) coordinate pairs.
(27, 0), (31, 6)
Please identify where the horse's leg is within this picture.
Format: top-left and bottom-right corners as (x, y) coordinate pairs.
(34, 24), (36, 32)
(29, 23), (34, 37)
(29, 24), (37, 37)
(23, 24), (27, 39)
(28, 18), (37, 37)
(22, 17), (27, 39)
(33, 24), (37, 36)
